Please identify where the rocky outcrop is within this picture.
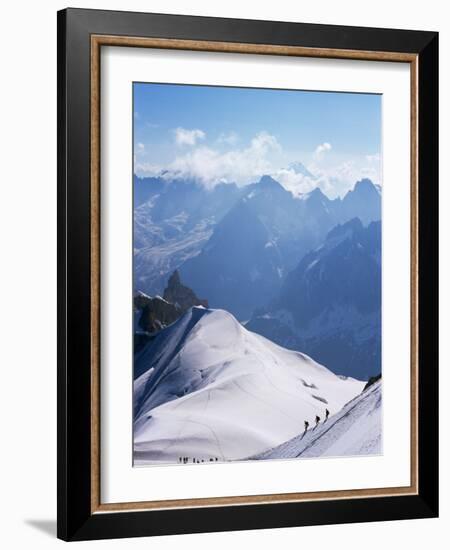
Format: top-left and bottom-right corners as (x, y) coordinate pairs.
(138, 296), (180, 334)
(135, 271), (208, 337)
(134, 290), (152, 310)
(363, 373), (382, 391)
(163, 270), (208, 312)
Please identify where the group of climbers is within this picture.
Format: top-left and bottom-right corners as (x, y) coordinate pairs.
(304, 408), (330, 433)
(179, 456), (219, 464)
(177, 408), (332, 464)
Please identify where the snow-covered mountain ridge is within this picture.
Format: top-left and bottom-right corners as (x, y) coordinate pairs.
(134, 306), (365, 464)
(253, 379), (381, 460)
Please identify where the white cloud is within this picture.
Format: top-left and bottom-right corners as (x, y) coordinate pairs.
(313, 158), (381, 198)
(314, 142), (332, 158)
(134, 142), (146, 158)
(133, 131), (381, 198)
(273, 168), (317, 197)
(166, 131), (281, 188)
(274, 151), (381, 199)
(217, 131), (239, 146)
(366, 153), (380, 163)
(174, 127), (206, 146)
(250, 131), (281, 154)
(134, 162), (162, 177)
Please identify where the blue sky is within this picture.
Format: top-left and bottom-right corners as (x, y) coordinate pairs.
(133, 82), (381, 198)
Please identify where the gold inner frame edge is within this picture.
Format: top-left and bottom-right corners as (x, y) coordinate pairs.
(90, 34), (419, 514)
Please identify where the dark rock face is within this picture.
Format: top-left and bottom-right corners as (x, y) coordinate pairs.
(134, 271), (208, 337)
(363, 373), (382, 391)
(134, 291), (152, 311)
(138, 296), (181, 334)
(163, 270), (208, 312)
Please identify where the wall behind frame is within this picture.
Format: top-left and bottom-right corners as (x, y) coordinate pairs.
(0, 0), (446, 549)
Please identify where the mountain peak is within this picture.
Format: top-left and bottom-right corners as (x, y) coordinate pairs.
(350, 178), (378, 195)
(257, 175), (285, 191)
(163, 270), (208, 311)
(167, 269), (181, 287)
(304, 187), (329, 203)
(341, 179), (381, 225)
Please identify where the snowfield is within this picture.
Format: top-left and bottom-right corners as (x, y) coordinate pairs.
(134, 307), (366, 464)
(253, 379), (381, 460)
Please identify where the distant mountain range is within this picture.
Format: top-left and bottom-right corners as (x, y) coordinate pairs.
(246, 218), (381, 379)
(134, 173), (380, 305)
(179, 176), (380, 319)
(134, 170), (381, 379)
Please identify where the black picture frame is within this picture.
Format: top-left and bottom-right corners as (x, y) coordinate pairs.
(57, 7), (438, 541)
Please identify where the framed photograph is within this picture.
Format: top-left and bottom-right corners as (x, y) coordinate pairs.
(57, 8), (438, 541)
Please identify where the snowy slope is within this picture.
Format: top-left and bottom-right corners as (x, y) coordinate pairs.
(253, 379), (381, 460)
(134, 307), (365, 464)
